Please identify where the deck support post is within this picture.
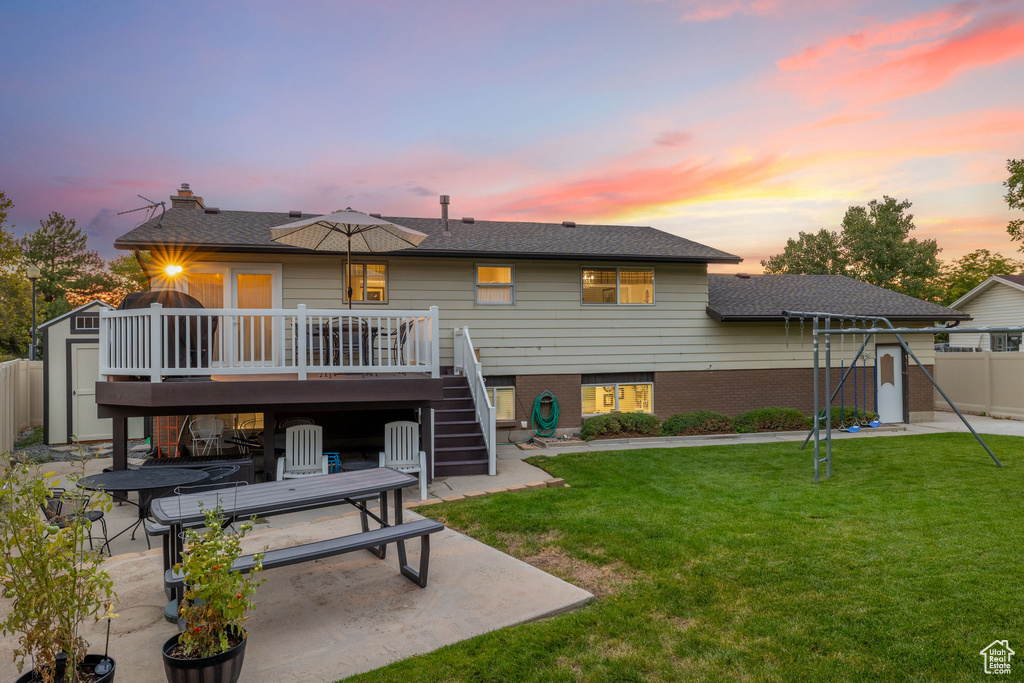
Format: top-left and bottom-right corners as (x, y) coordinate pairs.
(263, 409), (276, 481)
(112, 416), (128, 471)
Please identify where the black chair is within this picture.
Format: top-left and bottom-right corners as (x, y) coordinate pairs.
(41, 488), (110, 556)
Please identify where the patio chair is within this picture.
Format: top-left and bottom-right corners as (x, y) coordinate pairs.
(277, 424), (328, 479)
(41, 488), (110, 556)
(336, 319), (373, 367)
(189, 416), (224, 456)
(379, 421), (427, 500)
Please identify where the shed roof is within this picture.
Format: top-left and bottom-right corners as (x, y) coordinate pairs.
(707, 274), (969, 322)
(39, 300), (113, 330)
(114, 208), (741, 264)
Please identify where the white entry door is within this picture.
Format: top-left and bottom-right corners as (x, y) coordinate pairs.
(876, 345), (904, 423)
(71, 343), (110, 441)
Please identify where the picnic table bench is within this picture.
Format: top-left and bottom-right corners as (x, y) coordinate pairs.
(151, 468), (443, 621)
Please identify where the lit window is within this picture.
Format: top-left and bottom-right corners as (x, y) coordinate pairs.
(347, 263), (388, 303)
(476, 265), (514, 304)
(485, 386), (516, 420)
(582, 267), (654, 305)
(581, 383), (653, 415)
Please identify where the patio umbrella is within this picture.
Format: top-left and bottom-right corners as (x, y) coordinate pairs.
(270, 208), (428, 308)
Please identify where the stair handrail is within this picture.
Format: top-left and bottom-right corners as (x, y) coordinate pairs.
(453, 327), (496, 475)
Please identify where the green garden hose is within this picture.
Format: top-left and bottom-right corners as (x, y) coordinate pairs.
(531, 391), (560, 437)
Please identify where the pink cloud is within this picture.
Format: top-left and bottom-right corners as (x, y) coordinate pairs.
(778, 2), (978, 71)
(679, 0), (781, 22)
(653, 130), (693, 147)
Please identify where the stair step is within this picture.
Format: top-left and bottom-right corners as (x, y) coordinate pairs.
(434, 408), (476, 417)
(436, 432), (483, 439)
(434, 461), (489, 476)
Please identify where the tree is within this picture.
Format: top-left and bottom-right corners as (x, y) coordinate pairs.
(1007, 154), (1024, 249)
(0, 191), (32, 359)
(940, 249), (1022, 306)
(18, 212), (105, 318)
(761, 196), (941, 301)
(761, 229), (847, 275)
(100, 253), (149, 305)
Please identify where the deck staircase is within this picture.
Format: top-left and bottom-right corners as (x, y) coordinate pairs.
(432, 371), (490, 477)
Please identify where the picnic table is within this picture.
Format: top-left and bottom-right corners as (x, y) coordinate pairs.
(150, 468), (443, 622)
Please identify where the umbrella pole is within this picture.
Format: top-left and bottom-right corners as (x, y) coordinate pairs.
(347, 234), (353, 310)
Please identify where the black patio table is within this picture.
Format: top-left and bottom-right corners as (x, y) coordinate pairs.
(150, 467), (419, 621)
(78, 468), (209, 553)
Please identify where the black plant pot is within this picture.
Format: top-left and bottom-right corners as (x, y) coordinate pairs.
(14, 654), (116, 683)
(161, 629), (247, 683)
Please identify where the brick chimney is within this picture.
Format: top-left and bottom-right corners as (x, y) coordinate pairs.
(170, 183), (205, 210)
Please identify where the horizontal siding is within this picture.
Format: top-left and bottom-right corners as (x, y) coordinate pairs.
(187, 253), (935, 374)
(949, 283), (1024, 350)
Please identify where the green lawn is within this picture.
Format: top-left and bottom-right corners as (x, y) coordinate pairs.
(345, 434), (1024, 682)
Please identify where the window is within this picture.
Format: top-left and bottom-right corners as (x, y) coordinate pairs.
(74, 314), (99, 331)
(581, 383), (653, 415)
(476, 265), (514, 304)
(582, 267), (654, 305)
(991, 333), (1022, 352)
(485, 386), (516, 420)
(346, 263), (388, 303)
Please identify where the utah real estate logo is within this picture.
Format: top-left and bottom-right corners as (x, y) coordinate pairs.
(980, 640), (1014, 674)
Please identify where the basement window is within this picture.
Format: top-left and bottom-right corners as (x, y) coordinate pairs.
(581, 383), (654, 415)
(485, 376), (516, 421)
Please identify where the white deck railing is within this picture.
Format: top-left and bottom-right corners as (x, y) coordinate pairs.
(99, 304), (440, 381)
(454, 326), (496, 475)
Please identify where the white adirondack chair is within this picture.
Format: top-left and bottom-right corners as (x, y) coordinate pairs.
(379, 421), (427, 500)
(277, 425), (328, 479)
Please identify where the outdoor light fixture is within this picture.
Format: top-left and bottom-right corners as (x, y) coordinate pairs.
(164, 264), (183, 276)
(26, 264), (40, 361)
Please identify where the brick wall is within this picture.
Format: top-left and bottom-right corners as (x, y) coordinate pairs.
(514, 374), (582, 427)
(509, 365), (934, 428)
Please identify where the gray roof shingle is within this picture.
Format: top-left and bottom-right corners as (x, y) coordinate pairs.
(707, 274), (969, 321)
(113, 208), (741, 264)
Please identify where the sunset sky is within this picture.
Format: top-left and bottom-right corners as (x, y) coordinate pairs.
(2, 0), (1023, 271)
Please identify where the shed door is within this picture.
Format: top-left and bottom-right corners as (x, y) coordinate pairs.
(71, 343), (110, 441)
(876, 345), (905, 424)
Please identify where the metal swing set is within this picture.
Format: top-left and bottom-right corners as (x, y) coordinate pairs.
(782, 310), (1019, 483)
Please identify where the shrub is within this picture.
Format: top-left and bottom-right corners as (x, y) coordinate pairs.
(734, 407), (811, 433)
(822, 406), (878, 427)
(661, 411), (735, 436)
(580, 412), (661, 441)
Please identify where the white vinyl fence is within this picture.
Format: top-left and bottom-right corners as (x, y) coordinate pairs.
(934, 351), (1024, 419)
(0, 360), (44, 454)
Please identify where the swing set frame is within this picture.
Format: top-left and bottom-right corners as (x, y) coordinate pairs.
(782, 310), (1016, 483)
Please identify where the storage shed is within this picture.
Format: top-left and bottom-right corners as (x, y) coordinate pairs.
(41, 300), (143, 444)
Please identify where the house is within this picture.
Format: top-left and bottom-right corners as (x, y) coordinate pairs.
(94, 183), (967, 477)
(947, 275), (1024, 351)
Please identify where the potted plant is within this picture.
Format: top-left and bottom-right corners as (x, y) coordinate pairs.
(0, 461), (117, 683)
(161, 506), (264, 683)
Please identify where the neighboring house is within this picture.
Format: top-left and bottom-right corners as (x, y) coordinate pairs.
(92, 184), (967, 477)
(948, 275), (1024, 351)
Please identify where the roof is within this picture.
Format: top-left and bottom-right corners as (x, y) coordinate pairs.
(706, 274), (970, 322)
(39, 300), (113, 330)
(949, 274), (1024, 308)
(113, 208), (741, 264)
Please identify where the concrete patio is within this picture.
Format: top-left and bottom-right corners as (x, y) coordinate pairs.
(0, 462), (592, 682)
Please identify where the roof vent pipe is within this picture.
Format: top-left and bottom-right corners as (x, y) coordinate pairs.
(440, 195), (451, 236)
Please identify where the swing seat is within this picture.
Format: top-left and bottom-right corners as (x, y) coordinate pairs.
(844, 424), (861, 433)
(868, 418), (881, 428)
